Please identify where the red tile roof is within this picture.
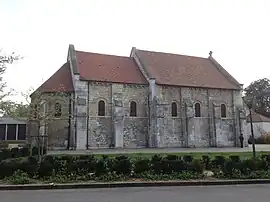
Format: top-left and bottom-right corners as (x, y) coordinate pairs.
(36, 62), (74, 93)
(135, 49), (241, 89)
(75, 51), (148, 84)
(247, 112), (270, 123)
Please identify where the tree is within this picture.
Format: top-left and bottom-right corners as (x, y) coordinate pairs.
(0, 50), (20, 101)
(244, 78), (270, 117)
(0, 100), (29, 117)
(23, 87), (73, 160)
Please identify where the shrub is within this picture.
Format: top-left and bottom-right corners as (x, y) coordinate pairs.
(37, 159), (54, 177)
(151, 154), (162, 162)
(223, 160), (240, 176)
(1, 148), (12, 160)
(2, 154), (270, 183)
(211, 156), (226, 169)
(113, 155), (132, 175)
(0, 147), (30, 162)
(95, 158), (108, 176)
(19, 147), (30, 157)
(229, 155), (240, 163)
(10, 147), (20, 158)
(164, 154), (179, 160)
(31, 147), (39, 156)
(261, 155), (270, 162)
(0, 141), (8, 149)
(134, 158), (150, 174)
(202, 155), (211, 169)
(188, 159), (204, 173)
(183, 155), (193, 163)
(31, 146), (47, 156)
(169, 160), (187, 173)
(6, 170), (32, 184)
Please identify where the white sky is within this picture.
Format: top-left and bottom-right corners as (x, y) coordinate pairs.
(1, 0), (269, 102)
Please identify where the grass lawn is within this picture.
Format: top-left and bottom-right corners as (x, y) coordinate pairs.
(68, 151), (270, 159)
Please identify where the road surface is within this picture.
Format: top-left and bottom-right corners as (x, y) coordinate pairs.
(1, 185), (270, 202)
(48, 144), (270, 155)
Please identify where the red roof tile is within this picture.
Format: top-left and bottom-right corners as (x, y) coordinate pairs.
(135, 49), (241, 89)
(75, 51), (147, 84)
(36, 62), (74, 93)
(247, 112), (270, 123)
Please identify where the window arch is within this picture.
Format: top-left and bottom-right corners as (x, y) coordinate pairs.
(54, 102), (62, 117)
(221, 104), (226, 118)
(98, 100), (105, 116)
(195, 102), (201, 117)
(172, 102), (177, 117)
(130, 101), (137, 117)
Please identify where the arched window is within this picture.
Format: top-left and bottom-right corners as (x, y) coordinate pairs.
(54, 102), (62, 117)
(172, 102), (177, 117)
(195, 102), (201, 117)
(221, 104), (226, 118)
(98, 100), (105, 116)
(130, 101), (137, 117)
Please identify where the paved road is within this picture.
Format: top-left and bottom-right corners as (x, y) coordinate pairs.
(48, 144), (270, 155)
(1, 185), (270, 202)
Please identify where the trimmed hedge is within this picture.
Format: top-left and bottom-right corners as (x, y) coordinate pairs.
(1, 154), (270, 180)
(0, 146), (47, 162)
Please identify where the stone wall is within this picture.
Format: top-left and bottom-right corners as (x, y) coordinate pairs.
(87, 82), (149, 149)
(88, 82), (112, 148)
(29, 93), (72, 150)
(155, 85), (242, 148)
(33, 83), (244, 150)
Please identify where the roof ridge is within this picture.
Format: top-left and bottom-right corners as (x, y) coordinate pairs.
(75, 50), (130, 59)
(136, 48), (208, 60)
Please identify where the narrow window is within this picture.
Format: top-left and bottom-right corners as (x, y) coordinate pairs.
(172, 102), (177, 117)
(54, 102), (62, 117)
(221, 104), (226, 118)
(33, 104), (38, 119)
(195, 103), (201, 117)
(130, 101), (137, 117)
(98, 100), (105, 116)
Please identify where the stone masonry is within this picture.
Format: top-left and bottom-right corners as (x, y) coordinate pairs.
(31, 45), (247, 150)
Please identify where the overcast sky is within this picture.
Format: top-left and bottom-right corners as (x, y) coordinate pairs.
(1, 0), (269, 101)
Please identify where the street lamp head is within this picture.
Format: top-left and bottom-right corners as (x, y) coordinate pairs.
(243, 96), (254, 109)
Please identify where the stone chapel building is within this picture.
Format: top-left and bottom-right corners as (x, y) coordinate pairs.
(30, 44), (247, 150)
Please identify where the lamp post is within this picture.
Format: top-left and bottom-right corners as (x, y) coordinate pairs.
(248, 101), (256, 158)
(244, 96), (256, 158)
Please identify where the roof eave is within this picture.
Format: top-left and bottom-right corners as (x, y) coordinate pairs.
(155, 82), (241, 90)
(208, 55), (242, 89)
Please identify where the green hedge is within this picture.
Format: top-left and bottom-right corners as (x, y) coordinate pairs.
(1, 154), (270, 181)
(0, 146), (46, 162)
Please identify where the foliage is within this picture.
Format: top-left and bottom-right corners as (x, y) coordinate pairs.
(0, 146), (43, 162)
(0, 101), (29, 117)
(244, 78), (270, 116)
(1, 154), (270, 184)
(4, 170), (33, 184)
(0, 50), (21, 114)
